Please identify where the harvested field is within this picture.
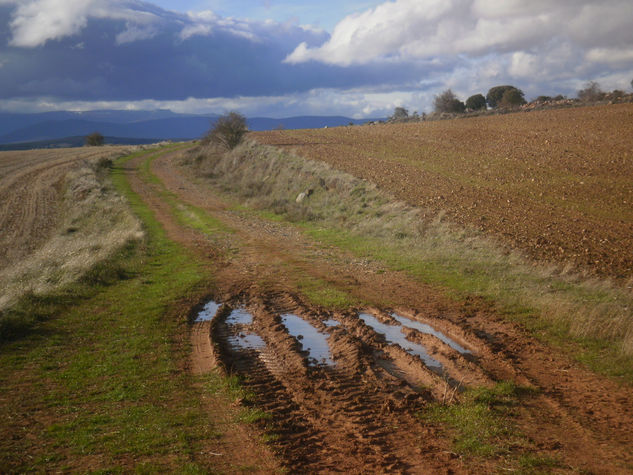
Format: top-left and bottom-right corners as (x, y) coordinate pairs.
(253, 103), (633, 280)
(0, 147), (132, 270)
(0, 146), (141, 312)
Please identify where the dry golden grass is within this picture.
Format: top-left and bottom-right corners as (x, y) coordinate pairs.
(0, 148), (143, 312)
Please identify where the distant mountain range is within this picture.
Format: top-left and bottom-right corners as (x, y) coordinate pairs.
(0, 110), (378, 150)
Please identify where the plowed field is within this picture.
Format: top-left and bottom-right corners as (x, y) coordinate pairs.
(253, 104), (633, 280)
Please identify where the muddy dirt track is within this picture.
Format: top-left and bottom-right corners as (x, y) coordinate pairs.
(0, 147), (131, 271)
(123, 149), (633, 473)
(253, 104), (633, 280)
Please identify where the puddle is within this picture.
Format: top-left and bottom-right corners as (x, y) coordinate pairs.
(225, 308), (265, 350)
(359, 313), (442, 371)
(228, 333), (266, 350)
(323, 319), (340, 327)
(281, 314), (335, 366)
(195, 300), (221, 322)
(391, 313), (471, 355)
(226, 308), (253, 326)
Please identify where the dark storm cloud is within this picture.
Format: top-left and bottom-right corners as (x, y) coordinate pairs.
(0, 1), (427, 103)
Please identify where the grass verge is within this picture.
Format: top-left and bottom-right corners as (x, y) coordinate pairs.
(0, 147), (242, 472)
(422, 382), (563, 472)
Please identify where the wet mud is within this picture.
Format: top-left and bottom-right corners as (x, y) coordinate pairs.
(197, 293), (508, 473)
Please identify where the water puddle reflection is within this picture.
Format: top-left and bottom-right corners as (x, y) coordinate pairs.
(226, 308), (253, 326)
(228, 333), (266, 350)
(359, 313), (442, 371)
(195, 300), (221, 322)
(281, 313), (335, 366)
(391, 313), (471, 354)
(323, 319), (340, 327)
(225, 308), (264, 350)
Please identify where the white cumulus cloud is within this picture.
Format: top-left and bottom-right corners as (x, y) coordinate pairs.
(285, 0), (633, 67)
(3, 0), (161, 47)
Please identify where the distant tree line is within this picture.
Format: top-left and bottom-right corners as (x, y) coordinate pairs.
(389, 78), (633, 121)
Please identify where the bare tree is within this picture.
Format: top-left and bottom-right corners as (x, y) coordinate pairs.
(577, 81), (604, 102)
(203, 112), (248, 149)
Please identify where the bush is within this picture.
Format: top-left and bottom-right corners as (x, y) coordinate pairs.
(499, 88), (527, 108)
(577, 81), (604, 102)
(465, 94), (486, 111)
(434, 89), (465, 113)
(203, 112), (248, 149)
(486, 85), (525, 108)
(391, 107), (409, 120)
(85, 132), (104, 146)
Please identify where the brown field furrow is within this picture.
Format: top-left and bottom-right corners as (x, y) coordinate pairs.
(253, 104), (633, 280)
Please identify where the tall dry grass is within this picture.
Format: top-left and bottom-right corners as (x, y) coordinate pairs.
(0, 155), (143, 312)
(184, 140), (633, 359)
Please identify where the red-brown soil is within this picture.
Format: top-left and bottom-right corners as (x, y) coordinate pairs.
(120, 149), (633, 473)
(253, 104), (633, 280)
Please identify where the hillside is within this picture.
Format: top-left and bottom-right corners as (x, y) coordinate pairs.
(0, 110), (377, 146)
(253, 103), (633, 280)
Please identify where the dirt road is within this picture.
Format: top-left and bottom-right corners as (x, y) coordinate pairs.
(123, 148), (633, 473)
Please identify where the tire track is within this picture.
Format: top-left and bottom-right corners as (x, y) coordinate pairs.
(208, 295), (480, 473)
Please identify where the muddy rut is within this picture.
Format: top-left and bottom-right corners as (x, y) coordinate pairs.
(201, 293), (495, 473)
(125, 150), (633, 473)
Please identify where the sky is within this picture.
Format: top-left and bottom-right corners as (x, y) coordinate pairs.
(1, 0), (633, 118)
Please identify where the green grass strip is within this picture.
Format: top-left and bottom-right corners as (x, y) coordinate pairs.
(138, 146), (234, 239)
(0, 147), (224, 473)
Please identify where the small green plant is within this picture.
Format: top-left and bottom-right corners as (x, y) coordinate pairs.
(237, 407), (272, 424)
